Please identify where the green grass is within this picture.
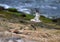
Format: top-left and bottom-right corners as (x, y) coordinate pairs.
(0, 10), (21, 15)
(24, 14), (34, 20)
(0, 10), (22, 19)
(40, 16), (52, 23)
(0, 10), (53, 23)
(0, 10), (34, 20)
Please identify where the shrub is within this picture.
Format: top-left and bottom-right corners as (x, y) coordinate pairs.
(0, 6), (5, 11)
(52, 19), (57, 23)
(7, 8), (18, 12)
(21, 14), (26, 17)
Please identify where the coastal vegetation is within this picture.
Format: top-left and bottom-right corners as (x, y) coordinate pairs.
(0, 6), (60, 24)
(0, 6), (52, 22)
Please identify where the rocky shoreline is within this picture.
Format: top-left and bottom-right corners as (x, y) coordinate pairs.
(0, 14), (60, 42)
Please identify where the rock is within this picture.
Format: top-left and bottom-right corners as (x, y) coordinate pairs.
(30, 24), (36, 30)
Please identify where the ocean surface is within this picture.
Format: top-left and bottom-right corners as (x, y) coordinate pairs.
(0, 0), (60, 18)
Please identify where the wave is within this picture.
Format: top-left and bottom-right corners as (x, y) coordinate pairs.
(0, 4), (11, 9)
(0, 4), (31, 14)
